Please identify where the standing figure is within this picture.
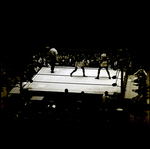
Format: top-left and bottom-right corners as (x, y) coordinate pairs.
(133, 65), (147, 79)
(95, 53), (111, 79)
(70, 54), (86, 77)
(49, 48), (58, 73)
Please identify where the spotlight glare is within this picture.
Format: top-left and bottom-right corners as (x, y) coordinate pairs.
(116, 108), (123, 111)
(52, 104), (56, 108)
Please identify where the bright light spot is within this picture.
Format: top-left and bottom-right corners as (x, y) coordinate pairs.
(116, 108), (123, 111)
(48, 105), (50, 107)
(52, 104), (56, 108)
(147, 99), (149, 104)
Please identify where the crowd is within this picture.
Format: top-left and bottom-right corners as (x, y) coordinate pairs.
(1, 49), (133, 95)
(32, 49), (133, 69)
(1, 61), (20, 94)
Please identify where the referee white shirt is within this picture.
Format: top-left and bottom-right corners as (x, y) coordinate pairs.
(49, 48), (58, 56)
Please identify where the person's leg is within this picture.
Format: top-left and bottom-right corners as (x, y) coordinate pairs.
(50, 56), (56, 73)
(70, 67), (77, 77)
(81, 67), (86, 77)
(106, 67), (111, 79)
(51, 61), (55, 73)
(51, 64), (54, 73)
(95, 67), (101, 79)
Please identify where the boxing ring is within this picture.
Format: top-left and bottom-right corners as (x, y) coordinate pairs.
(23, 66), (125, 95)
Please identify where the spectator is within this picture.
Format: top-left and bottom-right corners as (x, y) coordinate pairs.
(38, 56), (43, 68)
(133, 65), (147, 79)
(65, 88), (68, 93)
(43, 57), (46, 67)
(34, 64), (40, 73)
(102, 91), (110, 103)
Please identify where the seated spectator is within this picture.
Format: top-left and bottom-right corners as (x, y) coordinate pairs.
(34, 64), (40, 73)
(102, 91), (110, 103)
(43, 57), (46, 67)
(38, 57), (43, 68)
(33, 54), (38, 63)
(67, 55), (73, 66)
(65, 88), (68, 93)
(132, 93), (146, 105)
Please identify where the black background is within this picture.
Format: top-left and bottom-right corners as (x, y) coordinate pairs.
(2, 3), (149, 70)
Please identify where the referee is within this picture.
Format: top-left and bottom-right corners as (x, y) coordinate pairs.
(49, 48), (58, 73)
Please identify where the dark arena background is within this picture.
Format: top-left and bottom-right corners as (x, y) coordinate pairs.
(1, 4), (150, 139)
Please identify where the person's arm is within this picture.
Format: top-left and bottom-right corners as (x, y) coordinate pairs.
(56, 50), (58, 55)
(133, 69), (141, 75)
(143, 69), (147, 76)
